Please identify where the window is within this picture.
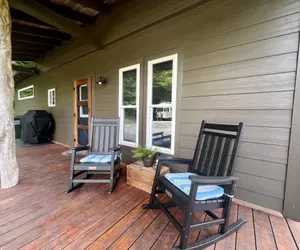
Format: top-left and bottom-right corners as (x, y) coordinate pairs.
(18, 85), (34, 100)
(119, 64), (140, 147)
(48, 88), (56, 107)
(79, 84), (88, 118)
(146, 54), (178, 154)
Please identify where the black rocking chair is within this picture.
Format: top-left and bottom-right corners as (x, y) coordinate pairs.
(67, 117), (122, 194)
(143, 120), (245, 250)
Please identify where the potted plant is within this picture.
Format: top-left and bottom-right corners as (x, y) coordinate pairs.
(132, 145), (159, 167)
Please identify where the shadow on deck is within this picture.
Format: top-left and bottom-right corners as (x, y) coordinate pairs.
(0, 144), (299, 249)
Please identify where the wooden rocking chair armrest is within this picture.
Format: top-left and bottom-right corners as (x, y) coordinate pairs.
(158, 157), (192, 165)
(71, 146), (90, 152)
(189, 175), (238, 185)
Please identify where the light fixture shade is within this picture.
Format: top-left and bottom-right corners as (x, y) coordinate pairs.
(96, 76), (107, 85)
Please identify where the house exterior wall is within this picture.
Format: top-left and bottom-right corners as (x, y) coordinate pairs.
(15, 0), (300, 212)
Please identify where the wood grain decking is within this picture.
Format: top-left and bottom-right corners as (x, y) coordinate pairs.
(0, 143), (299, 250)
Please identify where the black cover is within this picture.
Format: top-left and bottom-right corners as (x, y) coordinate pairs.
(21, 110), (53, 144)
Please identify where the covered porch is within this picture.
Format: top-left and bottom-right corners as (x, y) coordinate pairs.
(0, 143), (299, 249)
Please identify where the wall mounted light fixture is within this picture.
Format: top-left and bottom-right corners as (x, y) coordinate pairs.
(96, 76), (108, 85)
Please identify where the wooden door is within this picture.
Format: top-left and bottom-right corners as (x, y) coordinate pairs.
(74, 77), (92, 146)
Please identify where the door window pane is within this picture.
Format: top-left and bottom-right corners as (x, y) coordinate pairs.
(79, 84), (88, 101)
(80, 105), (88, 118)
(123, 69), (137, 106)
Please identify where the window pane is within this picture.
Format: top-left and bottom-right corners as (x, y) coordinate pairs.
(152, 60), (173, 105)
(123, 69), (137, 106)
(151, 109), (172, 149)
(80, 105), (88, 116)
(52, 91), (55, 105)
(19, 86), (34, 99)
(80, 85), (88, 101)
(123, 108), (136, 143)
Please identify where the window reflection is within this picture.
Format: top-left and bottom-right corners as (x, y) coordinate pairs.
(123, 69), (137, 106)
(152, 118), (172, 149)
(152, 61), (173, 105)
(79, 85), (88, 101)
(124, 108), (137, 143)
(151, 60), (173, 150)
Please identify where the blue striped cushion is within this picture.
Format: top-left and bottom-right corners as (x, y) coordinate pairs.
(80, 154), (117, 164)
(164, 173), (224, 201)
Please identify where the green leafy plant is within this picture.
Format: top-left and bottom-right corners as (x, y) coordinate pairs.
(132, 145), (158, 159)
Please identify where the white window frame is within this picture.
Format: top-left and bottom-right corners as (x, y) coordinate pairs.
(79, 84), (88, 118)
(18, 85), (34, 100)
(48, 88), (56, 107)
(146, 54), (178, 155)
(118, 64), (140, 147)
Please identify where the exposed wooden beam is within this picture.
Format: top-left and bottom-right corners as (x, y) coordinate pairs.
(71, 0), (110, 14)
(14, 73), (31, 83)
(13, 48), (46, 54)
(12, 33), (62, 46)
(12, 65), (38, 75)
(12, 41), (54, 51)
(10, 8), (52, 27)
(12, 23), (71, 40)
(13, 52), (44, 58)
(10, 0), (102, 48)
(12, 57), (36, 61)
(35, 0), (96, 24)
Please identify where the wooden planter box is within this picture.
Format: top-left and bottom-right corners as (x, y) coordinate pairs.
(127, 161), (170, 193)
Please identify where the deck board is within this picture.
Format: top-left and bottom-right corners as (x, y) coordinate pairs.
(236, 205), (256, 250)
(253, 210), (277, 249)
(287, 218), (300, 249)
(270, 215), (298, 250)
(0, 144), (298, 250)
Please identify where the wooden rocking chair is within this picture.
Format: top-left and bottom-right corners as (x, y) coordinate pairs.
(67, 117), (121, 194)
(143, 121), (245, 249)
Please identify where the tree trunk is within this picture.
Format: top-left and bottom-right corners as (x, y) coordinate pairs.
(0, 0), (19, 188)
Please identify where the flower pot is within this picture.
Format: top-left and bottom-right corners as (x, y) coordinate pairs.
(142, 157), (156, 168)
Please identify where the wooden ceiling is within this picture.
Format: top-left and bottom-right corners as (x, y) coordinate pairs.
(9, 0), (122, 83)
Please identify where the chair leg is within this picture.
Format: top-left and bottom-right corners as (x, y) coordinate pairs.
(67, 158), (75, 193)
(220, 196), (232, 234)
(178, 206), (193, 247)
(115, 159), (122, 186)
(142, 162), (162, 209)
(108, 163), (115, 194)
(142, 178), (158, 209)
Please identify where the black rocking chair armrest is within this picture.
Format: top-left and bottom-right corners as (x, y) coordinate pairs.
(110, 146), (121, 152)
(158, 157), (192, 165)
(188, 175), (238, 185)
(71, 146), (90, 152)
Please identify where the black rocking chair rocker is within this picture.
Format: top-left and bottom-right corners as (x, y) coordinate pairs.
(143, 121), (246, 250)
(67, 117), (122, 194)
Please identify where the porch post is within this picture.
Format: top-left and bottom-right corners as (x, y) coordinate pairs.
(284, 32), (300, 221)
(0, 0), (19, 188)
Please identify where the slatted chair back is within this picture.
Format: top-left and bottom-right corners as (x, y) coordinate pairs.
(89, 117), (120, 154)
(189, 121), (244, 177)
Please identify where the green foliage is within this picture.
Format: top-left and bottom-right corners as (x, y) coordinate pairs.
(123, 69), (172, 106)
(132, 145), (158, 159)
(123, 75), (137, 105)
(153, 69), (172, 104)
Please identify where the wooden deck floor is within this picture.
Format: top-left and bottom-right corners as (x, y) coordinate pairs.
(0, 144), (299, 250)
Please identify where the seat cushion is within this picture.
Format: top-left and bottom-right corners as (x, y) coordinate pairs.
(164, 172), (224, 201)
(80, 154), (117, 164)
